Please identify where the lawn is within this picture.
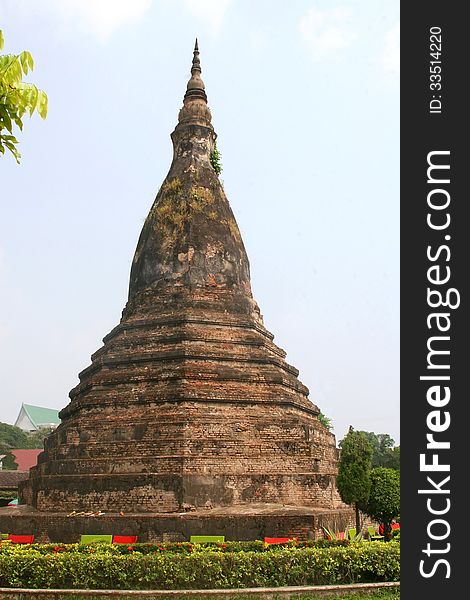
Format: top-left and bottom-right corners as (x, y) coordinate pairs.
(0, 586), (400, 600)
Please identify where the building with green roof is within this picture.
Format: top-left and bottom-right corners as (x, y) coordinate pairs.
(14, 403), (61, 432)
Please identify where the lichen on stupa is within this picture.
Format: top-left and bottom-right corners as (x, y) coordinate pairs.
(17, 42), (346, 533)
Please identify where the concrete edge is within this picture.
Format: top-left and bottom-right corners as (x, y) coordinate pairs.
(0, 582), (400, 596)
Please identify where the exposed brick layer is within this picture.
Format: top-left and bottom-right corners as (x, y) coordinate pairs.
(21, 303), (342, 512)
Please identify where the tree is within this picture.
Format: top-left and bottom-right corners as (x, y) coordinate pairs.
(0, 422), (47, 469)
(0, 421), (30, 448)
(336, 428), (372, 532)
(0, 29), (48, 163)
(0, 421), (46, 449)
(364, 467), (400, 540)
(387, 446), (400, 470)
(356, 431), (400, 471)
(0, 422), (30, 469)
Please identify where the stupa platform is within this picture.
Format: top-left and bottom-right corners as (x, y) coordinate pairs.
(0, 504), (353, 543)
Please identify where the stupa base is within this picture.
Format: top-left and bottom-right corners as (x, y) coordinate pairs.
(0, 503), (354, 543)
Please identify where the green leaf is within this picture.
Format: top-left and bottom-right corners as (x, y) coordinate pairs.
(0, 111), (13, 132)
(13, 115), (23, 131)
(20, 51), (28, 75)
(2, 137), (21, 163)
(1, 28), (47, 162)
(0, 55), (15, 78)
(26, 85), (39, 115)
(1, 56), (22, 86)
(2, 134), (19, 144)
(0, 104), (9, 119)
(25, 50), (34, 72)
(37, 90), (48, 119)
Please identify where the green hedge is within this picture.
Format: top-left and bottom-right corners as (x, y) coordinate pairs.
(0, 543), (399, 589)
(0, 539), (351, 556)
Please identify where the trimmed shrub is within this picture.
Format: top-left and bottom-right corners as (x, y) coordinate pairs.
(0, 538), (353, 557)
(0, 542), (400, 589)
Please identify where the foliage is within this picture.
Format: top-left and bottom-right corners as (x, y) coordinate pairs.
(0, 542), (400, 589)
(0, 29), (48, 163)
(24, 427), (54, 450)
(337, 429), (372, 532)
(318, 412), (333, 431)
(363, 468), (400, 540)
(353, 432), (400, 471)
(0, 422), (47, 449)
(388, 446), (400, 470)
(210, 141), (222, 176)
(321, 526), (340, 541)
(0, 422), (31, 449)
(0, 423), (30, 469)
(0, 539), (352, 557)
(0, 453), (16, 470)
(0, 422), (48, 469)
(0, 490), (17, 501)
(348, 530), (365, 543)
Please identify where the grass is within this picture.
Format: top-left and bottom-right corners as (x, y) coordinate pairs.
(0, 587), (400, 600)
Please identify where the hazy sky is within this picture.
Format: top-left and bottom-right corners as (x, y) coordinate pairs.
(0, 0), (399, 445)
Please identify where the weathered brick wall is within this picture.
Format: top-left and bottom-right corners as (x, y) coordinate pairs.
(0, 508), (355, 543)
(21, 301), (343, 515)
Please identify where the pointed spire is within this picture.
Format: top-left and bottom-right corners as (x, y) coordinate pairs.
(184, 38), (207, 102)
(192, 38), (200, 73)
(176, 39), (212, 127)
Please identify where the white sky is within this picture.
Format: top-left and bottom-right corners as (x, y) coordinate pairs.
(0, 0), (399, 445)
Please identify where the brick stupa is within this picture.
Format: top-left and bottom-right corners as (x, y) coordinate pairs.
(6, 43), (351, 541)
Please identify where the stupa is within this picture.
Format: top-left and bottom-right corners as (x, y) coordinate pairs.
(4, 42), (351, 541)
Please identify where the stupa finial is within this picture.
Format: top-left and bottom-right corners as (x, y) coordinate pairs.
(184, 38), (207, 102)
(193, 38), (200, 69)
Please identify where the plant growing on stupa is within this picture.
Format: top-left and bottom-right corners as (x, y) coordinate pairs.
(210, 140), (222, 175)
(318, 412), (333, 431)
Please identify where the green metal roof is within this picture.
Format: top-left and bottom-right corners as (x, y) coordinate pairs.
(22, 404), (60, 427)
